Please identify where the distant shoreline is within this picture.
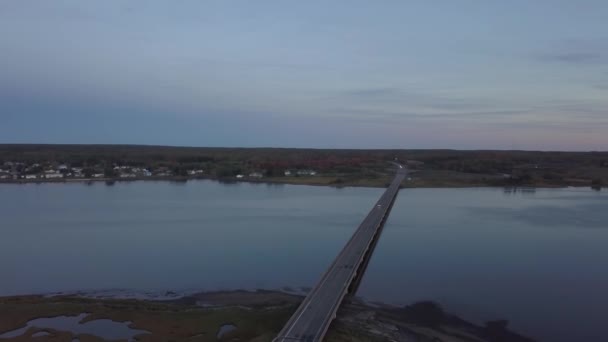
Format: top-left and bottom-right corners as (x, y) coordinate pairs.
(0, 175), (595, 189)
(1, 144), (605, 190)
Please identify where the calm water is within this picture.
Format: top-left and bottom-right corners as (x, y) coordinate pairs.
(0, 313), (149, 340)
(1, 181), (607, 341)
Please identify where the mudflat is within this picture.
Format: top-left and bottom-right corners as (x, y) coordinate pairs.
(0, 290), (534, 342)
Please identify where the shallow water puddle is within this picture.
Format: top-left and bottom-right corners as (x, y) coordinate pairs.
(216, 324), (237, 339)
(0, 313), (150, 341)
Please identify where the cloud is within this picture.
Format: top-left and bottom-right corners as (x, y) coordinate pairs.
(335, 86), (493, 110)
(593, 83), (608, 90)
(325, 108), (531, 127)
(543, 52), (607, 65)
(539, 39), (608, 65)
(328, 86), (531, 125)
(341, 87), (402, 98)
(530, 99), (608, 120)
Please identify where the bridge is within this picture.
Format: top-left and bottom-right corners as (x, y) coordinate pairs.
(274, 164), (407, 342)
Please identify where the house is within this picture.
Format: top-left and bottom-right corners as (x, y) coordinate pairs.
(154, 167), (172, 177)
(284, 170), (292, 176)
(25, 174), (37, 179)
(249, 172), (264, 178)
(120, 173), (136, 178)
(142, 169), (152, 177)
(296, 170), (317, 176)
(58, 164), (68, 170)
(236, 174), (244, 179)
(93, 173), (104, 178)
(45, 172), (63, 179)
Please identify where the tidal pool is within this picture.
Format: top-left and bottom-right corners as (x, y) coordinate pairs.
(0, 313), (150, 340)
(217, 323), (237, 339)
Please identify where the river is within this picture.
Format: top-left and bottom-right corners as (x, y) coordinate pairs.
(1, 180), (606, 341)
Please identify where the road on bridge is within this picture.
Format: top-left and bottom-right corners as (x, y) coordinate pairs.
(274, 164), (407, 342)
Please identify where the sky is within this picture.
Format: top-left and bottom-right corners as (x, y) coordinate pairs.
(1, 1), (607, 150)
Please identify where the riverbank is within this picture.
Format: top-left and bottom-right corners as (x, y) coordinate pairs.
(0, 173), (600, 190)
(0, 290), (535, 342)
(1, 145), (605, 190)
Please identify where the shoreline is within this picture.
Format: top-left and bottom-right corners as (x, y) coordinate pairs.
(1, 145), (605, 191)
(0, 289), (536, 342)
(0, 175), (596, 190)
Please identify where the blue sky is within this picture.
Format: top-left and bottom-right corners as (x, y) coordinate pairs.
(1, 1), (607, 150)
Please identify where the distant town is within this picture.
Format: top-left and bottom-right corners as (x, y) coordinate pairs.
(0, 160), (321, 183)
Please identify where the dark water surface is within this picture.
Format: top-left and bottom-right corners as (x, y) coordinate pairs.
(1, 181), (606, 341)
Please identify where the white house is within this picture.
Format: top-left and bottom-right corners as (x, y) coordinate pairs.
(249, 172), (264, 178)
(296, 170), (317, 176)
(284, 170), (292, 176)
(45, 172), (63, 179)
(188, 169), (205, 176)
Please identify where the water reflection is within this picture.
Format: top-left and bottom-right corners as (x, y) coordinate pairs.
(217, 178), (239, 185)
(470, 203), (608, 228)
(0, 313), (150, 341)
(217, 324), (237, 339)
(31, 331), (51, 337)
(502, 187), (536, 195)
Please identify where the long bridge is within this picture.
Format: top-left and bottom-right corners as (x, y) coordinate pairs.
(274, 164), (407, 342)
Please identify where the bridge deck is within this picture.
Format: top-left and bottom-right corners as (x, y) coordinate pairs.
(274, 166), (406, 342)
